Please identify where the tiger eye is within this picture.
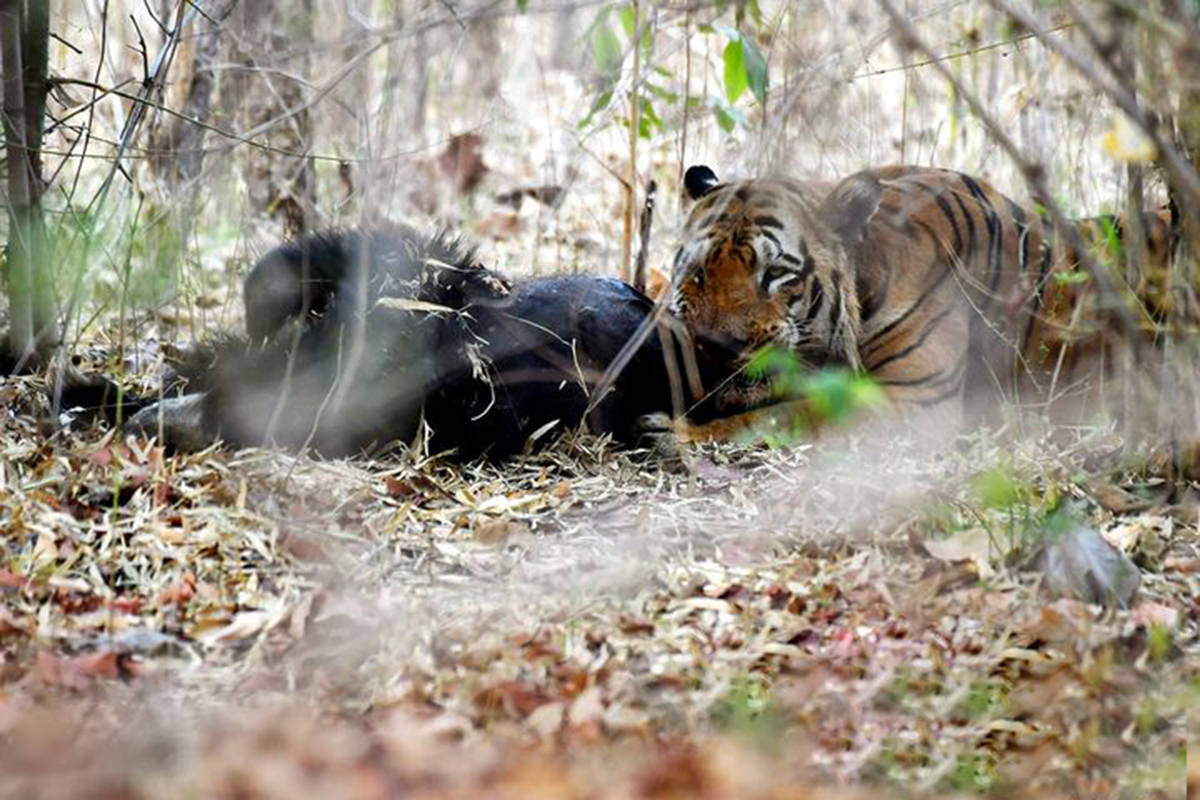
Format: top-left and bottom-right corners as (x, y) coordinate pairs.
(761, 265), (792, 292)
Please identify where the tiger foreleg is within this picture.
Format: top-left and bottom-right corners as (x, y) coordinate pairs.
(640, 397), (852, 447)
(642, 389), (960, 451)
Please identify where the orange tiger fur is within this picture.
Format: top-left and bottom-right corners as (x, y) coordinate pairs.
(666, 164), (1188, 442)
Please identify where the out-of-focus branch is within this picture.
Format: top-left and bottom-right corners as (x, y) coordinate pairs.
(162, 0), (238, 185)
(62, 0), (110, 205)
(85, 0), (199, 216)
(990, 0), (1200, 209)
(875, 0), (1141, 337)
(634, 179), (657, 294)
(621, 0), (644, 284)
(849, 22), (1074, 81)
(46, 77), (351, 162)
(1061, 1), (1138, 98)
(1055, 0), (1200, 296)
(770, 0), (1044, 129)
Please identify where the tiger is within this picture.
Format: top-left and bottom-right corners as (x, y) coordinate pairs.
(660, 163), (1189, 444)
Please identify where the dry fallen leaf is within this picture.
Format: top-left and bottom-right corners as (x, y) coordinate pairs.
(527, 700), (565, 740)
(567, 686), (604, 728)
(473, 517), (527, 546)
(0, 607), (30, 638)
(0, 570), (25, 589)
(1131, 600), (1179, 629)
(31, 531), (59, 568)
(1162, 557), (1200, 574)
(36, 650), (123, 689)
(921, 528), (995, 578)
(437, 132), (488, 194)
(197, 609), (277, 645)
(158, 572), (196, 607)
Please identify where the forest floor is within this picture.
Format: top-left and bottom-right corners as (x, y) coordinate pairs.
(1, 363), (1197, 798)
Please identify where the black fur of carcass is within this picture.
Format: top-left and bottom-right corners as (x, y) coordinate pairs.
(67, 225), (717, 460)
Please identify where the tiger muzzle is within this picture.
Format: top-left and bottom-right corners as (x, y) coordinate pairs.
(691, 328), (753, 362)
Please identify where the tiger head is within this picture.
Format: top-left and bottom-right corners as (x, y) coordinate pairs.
(670, 165), (884, 375)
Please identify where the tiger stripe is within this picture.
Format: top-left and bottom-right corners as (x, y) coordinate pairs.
(666, 163), (1186, 441)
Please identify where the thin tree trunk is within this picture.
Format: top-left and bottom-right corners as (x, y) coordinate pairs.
(1117, 35), (1147, 447)
(1173, 20), (1200, 289)
(234, 0), (317, 235)
(1167, 3), (1200, 479)
(2, 0), (57, 372)
(167, 0), (238, 186)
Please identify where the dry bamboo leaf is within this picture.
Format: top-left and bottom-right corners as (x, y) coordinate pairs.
(374, 297), (458, 315)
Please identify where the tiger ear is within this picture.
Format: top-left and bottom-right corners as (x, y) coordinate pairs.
(684, 165), (721, 200)
(820, 171), (883, 247)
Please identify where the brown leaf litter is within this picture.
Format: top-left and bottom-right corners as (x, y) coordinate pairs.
(1, 369), (1196, 799)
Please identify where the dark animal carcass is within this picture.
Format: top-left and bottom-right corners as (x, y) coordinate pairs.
(92, 224), (715, 459)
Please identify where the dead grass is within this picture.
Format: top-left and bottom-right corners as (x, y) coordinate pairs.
(2, 365), (1196, 797)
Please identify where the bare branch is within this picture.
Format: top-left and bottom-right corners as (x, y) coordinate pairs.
(990, 0), (1200, 208)
(85, 0), (201, 214)
(634, 179), (657, 294)
(875, 0), (1141, 337)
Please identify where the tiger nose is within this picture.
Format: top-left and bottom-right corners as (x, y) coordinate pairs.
(692, 328), (751, 360)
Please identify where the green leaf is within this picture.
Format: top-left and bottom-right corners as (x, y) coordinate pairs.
(617, 4), (636, 37)
(746, 345), (799, 381)
(616, 4), (651, 51)
(723, 38), (748, 103)
(713, 105), (736, 133)
(1147, 623), (1173, 661)
(644, 81), (678, 103)
(970, 466), (1021, 509)
(741, 34), (769, 104)
(639, 97), (663, 137)
(515, 0), (528, 11)
(578, 87), (614, 128)
(801, 370), (868, 422)
(1097, 216), (1124, 259)
(1052, 269), (1091, 285)
(746, 0), (765, 26)
(711, 98), (746, 133)
(848, 374), (886, 409)
(589, 13), (622, 77)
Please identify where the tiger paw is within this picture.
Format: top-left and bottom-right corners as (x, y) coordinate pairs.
(637, 411), (675, 433)
(636, 412), (687, 461)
